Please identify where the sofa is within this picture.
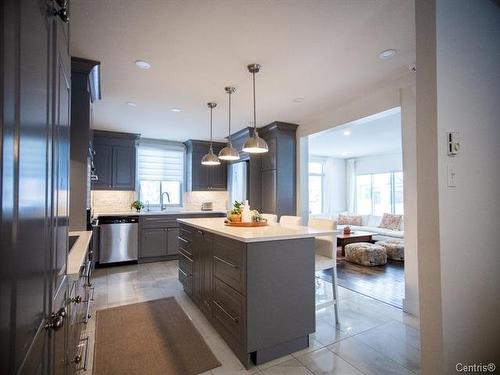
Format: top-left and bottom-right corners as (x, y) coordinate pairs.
(336, 213), (404, 242)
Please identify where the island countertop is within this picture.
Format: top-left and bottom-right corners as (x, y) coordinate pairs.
(177, 217), (336, 243)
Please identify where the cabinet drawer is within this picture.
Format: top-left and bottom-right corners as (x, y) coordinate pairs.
(140, 215), (178, 228)
(178, 268), (193, 295)
(178, 234), (193, 256)
(178, 251), (193, 275)
(213, 278), (245, 345)
(213, 236), (246, 295)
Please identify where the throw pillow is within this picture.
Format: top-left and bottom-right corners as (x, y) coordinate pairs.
(338, 213), (363, 226)
(378, 213), (403, 230)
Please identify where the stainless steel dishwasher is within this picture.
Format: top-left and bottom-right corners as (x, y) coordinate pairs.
(99, 216), (138, 264)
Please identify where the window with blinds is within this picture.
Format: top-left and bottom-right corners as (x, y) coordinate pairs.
(137, 139), (185, 207)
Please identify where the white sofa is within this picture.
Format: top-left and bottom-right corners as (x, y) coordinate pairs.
(336, 214), (404, 242)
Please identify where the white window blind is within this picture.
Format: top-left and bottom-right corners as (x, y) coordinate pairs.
(137, 139), (185, 206)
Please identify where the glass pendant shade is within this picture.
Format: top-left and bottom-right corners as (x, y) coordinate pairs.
(243, 63), (268, 154)
(201, 102), (220, 166)
(219, 86), (240, 161)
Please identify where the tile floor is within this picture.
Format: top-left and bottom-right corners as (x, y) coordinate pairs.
(80, 260), (421, 375)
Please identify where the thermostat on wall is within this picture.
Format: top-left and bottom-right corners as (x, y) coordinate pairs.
(447, 132), (460, 156)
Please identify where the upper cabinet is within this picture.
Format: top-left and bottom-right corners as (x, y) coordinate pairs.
(91, 131), (139, 190)
(259, 122), (298, 217)
(185, 140), (227, 191)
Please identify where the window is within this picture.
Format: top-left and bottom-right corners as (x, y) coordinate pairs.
(308, 161), (324, 215)
(137, 139), (185, 207)
(355, 172), (404, 215)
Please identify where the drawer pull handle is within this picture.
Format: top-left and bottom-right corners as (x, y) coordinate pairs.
(74, 336), (90, 371)
(213, 300), (239, 323)
(179, 251), (193, 263)
(178, 267), (188, 277)
(84, 287), (94, 324)
(179, 246), (192, 257)
(178, 236), (190, 244)
(214, 256), (237, 269)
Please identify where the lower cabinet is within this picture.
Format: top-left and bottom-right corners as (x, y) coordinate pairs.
(177, 223), (315, 369)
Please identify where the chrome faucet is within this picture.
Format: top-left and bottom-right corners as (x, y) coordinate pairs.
(160, 192), (171, 211)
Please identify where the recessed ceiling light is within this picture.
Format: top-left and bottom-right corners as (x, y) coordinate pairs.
(378, 49), (397, 59)
(135, 60), (151, 70)
(341, 152), (348, 156)
(293, 97), (305, 103)
(343, 130), (351, 136)
(126, 102), (137, 107)
(171, 108), (182, 113)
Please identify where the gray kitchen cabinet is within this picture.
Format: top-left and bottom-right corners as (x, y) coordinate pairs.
(139, 213), (225, 262)
(92, 143), (112, 188)
(167, 228), (180, 255)
(140, 228), (168, 258)
(92, 131), (139, 191)
(178, 222), (314, 368)
(112, 145), (136, 189)
(259, 122), (298, 217)
(185, 140), (228, 191)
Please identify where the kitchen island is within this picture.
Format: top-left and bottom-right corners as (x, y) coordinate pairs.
(176, 217), (335, 368)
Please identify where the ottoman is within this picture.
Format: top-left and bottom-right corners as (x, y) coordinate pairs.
(376, 240), (405, 261)
(345, 242), (387, 266)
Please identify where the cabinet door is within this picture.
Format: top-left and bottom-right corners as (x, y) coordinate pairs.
(140, 228), (168, 258)
(260, 136), (276, 171)
(167, 228), (180, 255)
(261, 169), (277, 214)
(112, 145), (135, 190)
(92, 143), (112, 189)
(210, 163), (227, 190)
(192, 151), (210, 190)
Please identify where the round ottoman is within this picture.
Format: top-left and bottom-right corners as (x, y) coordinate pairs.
(345, 242), (387, 266)
(376, 240), (405, 261)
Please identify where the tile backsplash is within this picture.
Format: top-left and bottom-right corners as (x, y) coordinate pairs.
(91, 190), (136, 213)
(91, 190), (228, 213)
(184, 191), (228, 211)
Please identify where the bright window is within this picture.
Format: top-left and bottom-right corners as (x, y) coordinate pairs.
(308, 161), (324, 215)
(137, 139), (185, 207)
(355, 172), (404, 215)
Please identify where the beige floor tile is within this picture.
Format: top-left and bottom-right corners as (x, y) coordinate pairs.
(257, 354), (294, 370)
(313, 318), (350, 346)
(296, 347), (363, 374)
(262, 358), (313, 375)
(329, 336), (415, 375)
(291, 337), (325, 358)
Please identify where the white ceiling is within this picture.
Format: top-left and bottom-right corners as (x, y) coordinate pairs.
(70, 0), (415, 142)
(308, 107), (402, 159)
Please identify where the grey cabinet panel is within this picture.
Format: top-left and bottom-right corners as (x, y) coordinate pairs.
(92, 131), (138, 190)
(261, 170), (277, 214)
(92, 144), (112, 188)
(213, 277), (245, 345)
(260, 137), (276, 171)
(167, 228), (180, 255)
(140, 228), (168, 258)
(112, 145), (136, 190)
(185, 140), (228, 191)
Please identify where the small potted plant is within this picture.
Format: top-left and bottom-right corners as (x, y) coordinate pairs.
(131, 200), (144, 212)
(227, 201), (243, 222)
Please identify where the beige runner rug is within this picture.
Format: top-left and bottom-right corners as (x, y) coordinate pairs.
(94, 297), (221, 375)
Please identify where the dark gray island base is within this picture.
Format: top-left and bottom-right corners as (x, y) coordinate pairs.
(177, 220), (317, 368)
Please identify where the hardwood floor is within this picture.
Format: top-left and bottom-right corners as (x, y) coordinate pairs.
(319, 255), (405, 309)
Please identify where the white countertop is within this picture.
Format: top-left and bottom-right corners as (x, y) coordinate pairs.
(67, 230), (92, 277)
(93, 210), (226, 218)
(177, 218), (336, 243)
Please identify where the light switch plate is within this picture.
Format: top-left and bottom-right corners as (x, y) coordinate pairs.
(447, 132), (460, 156)
(447, 163), (456, 187)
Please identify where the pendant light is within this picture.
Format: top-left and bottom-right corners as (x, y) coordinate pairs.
(242, 63), (268, 154)
(201, 102), (221, 166)
(218, 87), (240, 161)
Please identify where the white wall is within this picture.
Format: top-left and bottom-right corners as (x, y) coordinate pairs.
(416, 0), (500, 372)
(297, 72), (420, 316)
(354, 153), (402, 175)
